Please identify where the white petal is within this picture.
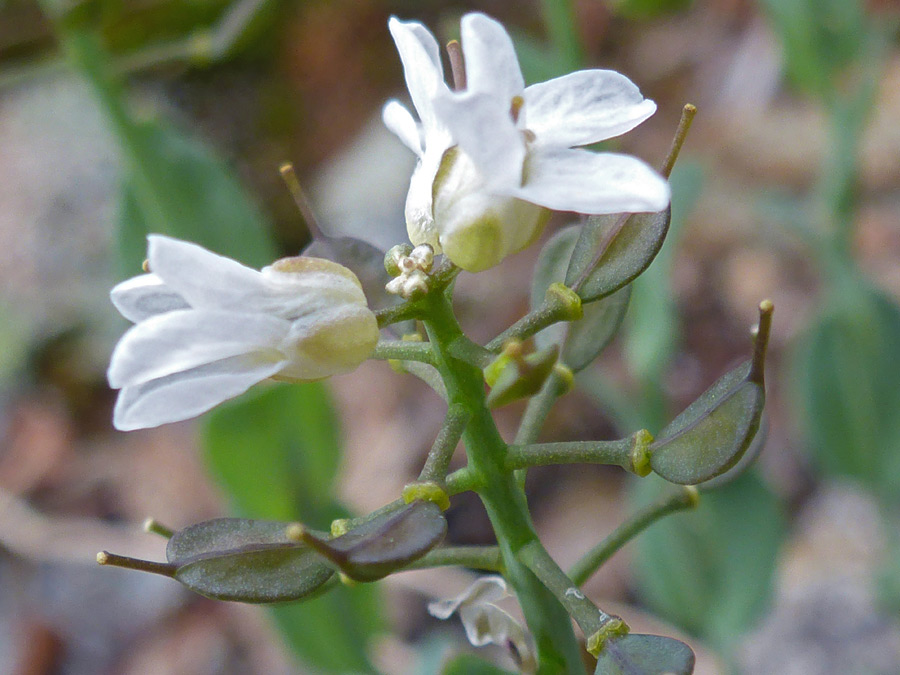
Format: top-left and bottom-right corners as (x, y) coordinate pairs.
(432, 90), (525, 192)
(388, 17), (448, 131)
(108, 309), (289, 388)
(383, 100), (423, 155)
(460, 13), (524, 103)
(524, 70), (657, 148)
(427, 575), (509, 619)
(508, 148), (670, 214)
(110, 273), (189, 322)
(113, 355), (286, 431)
(458, 603), (525, 648)
(147, 235), (268, 310)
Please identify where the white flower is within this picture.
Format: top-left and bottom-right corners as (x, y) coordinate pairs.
(384, 12), (670, 272)
(428, 575), (537, 673)
(107, 235), (379, 431)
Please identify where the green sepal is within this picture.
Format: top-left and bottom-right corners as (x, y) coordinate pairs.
(650, 361), (764, 485)
(565, 207), (671, 303)
(593, 634), (695, 675)
(166, 518), (335, 603)
(296, 500), (447, 582)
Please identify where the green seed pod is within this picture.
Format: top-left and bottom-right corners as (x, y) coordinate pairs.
(649, 301), (772, 485)
(292, 500), (447, 582)
(168, 518), (335, 603)
(565, 207), (671, 303)
(593, 634), (695, 675)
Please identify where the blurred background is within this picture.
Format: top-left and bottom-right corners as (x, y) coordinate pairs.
(1, 0), (899, 673)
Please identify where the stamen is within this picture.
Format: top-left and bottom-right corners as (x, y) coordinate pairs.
(279, 161), (326, 239)
(141, 259), (151, 273)
(510, 96), (525, 124)
(447, 40), (466, 90)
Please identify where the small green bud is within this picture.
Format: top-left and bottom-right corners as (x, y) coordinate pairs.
(486, 344), (559, 408)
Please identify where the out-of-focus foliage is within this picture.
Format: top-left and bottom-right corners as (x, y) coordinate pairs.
(204, 384), (383, 672)
(604, 0), (694, 20)
(117, 118), (277, 275)
(792, 282), (900, 501)
(759, 0), (867, 97)
(632, 473), (784, 651)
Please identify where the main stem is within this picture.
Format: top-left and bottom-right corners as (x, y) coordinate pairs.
(422, 291), (585, 674)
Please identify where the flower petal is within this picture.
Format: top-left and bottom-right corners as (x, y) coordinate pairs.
(383, 100), (423, 155)
(509, 148), (670, 214)
(388, 17), (447, 131)
(113, 355), (286, 431)
(108, 309), (289, 389)
(432, 90), (525, 192)
(524, 70), (657, 149)
(148, 235), (268, 310)
(110, 273), (189, 322)
(427, 575), (509, 619)
(460, 13), (524, 104)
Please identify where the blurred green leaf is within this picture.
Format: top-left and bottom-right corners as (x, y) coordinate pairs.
(511, 31), (573, 85)
(791, 282), (900, 499)
(203, 383), (383, 673)
(595, 633), (695, 674)
(631, 472), (784, 650)
(441, 653), (517, 674)
(117, 118), (276, 277)
(759, 0), (866, 97)
(604, 0), (694, 20)
(204, 383), (342, 519)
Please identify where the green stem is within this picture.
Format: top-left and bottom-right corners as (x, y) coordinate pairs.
(448, 336), (495, 369)
(506, 438), (635, 472)
(422, 291), (585, 674)
(371, 340), (436, 364)
(487, 301), (567, 353)
(419, 403), (470, 483)
(376, 301), (425, 328)
(403, 545), (502, 572)
(568, 486), (698, 587)
(513, 368), (571, 488)
(518, 541), (615, 638)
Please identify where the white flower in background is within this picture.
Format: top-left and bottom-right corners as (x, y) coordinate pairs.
(384, 12), (670, 272)
(108, 235), (379, 431)
(428, 575), (537, 673)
